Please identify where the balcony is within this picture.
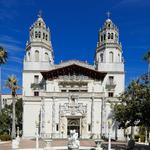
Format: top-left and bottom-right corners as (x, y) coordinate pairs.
(105, 81), (116, 90)
(31, 82), (45, 90)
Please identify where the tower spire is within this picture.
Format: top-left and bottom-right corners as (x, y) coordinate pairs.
(106, 11), (111, 19)
(38, 10), (42, 18)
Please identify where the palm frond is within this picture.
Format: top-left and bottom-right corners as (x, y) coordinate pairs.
(0, 46), (7, 64)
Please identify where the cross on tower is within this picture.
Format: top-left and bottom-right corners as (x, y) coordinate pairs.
(106, 11), (111, 19)
(38, 10), (42, 18)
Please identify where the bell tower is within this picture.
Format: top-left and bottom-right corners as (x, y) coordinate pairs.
(95, 16), (123, 72)
(95, 14), (125, 96)
(23, 12), (55, 98)
(24, 12), (54, 71)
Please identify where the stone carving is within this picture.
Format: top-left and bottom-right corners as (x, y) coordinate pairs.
(68, 130), (80, 150)
(60, 99), (87, 117)
(81, 117), (87, 128)
(60, 117), (65, 133)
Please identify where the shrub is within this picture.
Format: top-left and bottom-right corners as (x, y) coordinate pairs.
(140, 135), (145, 142)
(0, 134), (11, 141)
(134, 134), (140, 142)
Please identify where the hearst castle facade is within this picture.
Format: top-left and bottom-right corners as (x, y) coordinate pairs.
(23, 14), (125, 140)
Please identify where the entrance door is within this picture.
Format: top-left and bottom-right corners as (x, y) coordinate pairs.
(67, 118), (80, 137)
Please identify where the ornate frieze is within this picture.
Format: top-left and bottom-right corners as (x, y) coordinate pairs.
(59, 96), (87, 117)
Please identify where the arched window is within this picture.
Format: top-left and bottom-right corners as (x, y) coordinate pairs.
(104, 34), (106, 40)
(38, 31), (41, 38)
(111, 33), (114, 39)
(45, 52), (49, 61)
(100, 53), (103, 62)
(35, 50), (39, 61)
(46, 34), (48, 41)
(108, 33), (111, 39)
(28, 52), (30, 61)
(43, 33), (45, 39)
(35, 31), (38, 38)
(101, 35), (103, 42)
(109, 51), (113, 63)
(118, 53), (120, 62)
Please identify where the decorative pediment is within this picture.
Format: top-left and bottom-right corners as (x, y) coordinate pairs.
(41, 64), (106, 81)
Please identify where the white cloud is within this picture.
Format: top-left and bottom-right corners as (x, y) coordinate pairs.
(0, 42), (24, 52)
(9, 56), (23, 64)
(0, 35), (21, 44)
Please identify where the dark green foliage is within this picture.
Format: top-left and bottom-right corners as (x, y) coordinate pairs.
(114, 73), (150, 129)
(0, 134), (11, 141)
(0, 105), (11, 135)
(0, 98), (23, 136)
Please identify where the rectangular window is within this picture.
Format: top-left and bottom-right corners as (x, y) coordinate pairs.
(88, 124), (91, 132)
(34, 75), (39, 84)
(56, 124), (59, 131)
(108, 92), (114, 97)
(61, 90), (66, 92)
(34, 91), (39, 96)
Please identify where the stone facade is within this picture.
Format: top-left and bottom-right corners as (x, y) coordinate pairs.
(23, 14), (125, 140)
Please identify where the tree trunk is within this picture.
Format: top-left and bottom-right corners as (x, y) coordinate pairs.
(0, 66), (2, 112)
(148, 62), (150, 81)
(131, 126), (134, 140)
(11, 96), (16, 139)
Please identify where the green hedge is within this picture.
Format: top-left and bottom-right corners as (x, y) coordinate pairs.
(0, 134), (11, 141)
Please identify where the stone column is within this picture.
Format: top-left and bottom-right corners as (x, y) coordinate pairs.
(41, 97), (45, 136)
(52, 97), (55, 138)
(91, 96), (94, 136)
(100, 97), (105, 138)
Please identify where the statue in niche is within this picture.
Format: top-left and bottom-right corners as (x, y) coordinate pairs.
(60, 117), (65, 134)
(81, 117), (87, 129)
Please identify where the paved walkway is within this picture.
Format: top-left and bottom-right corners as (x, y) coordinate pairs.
(0, 139), (127, 150)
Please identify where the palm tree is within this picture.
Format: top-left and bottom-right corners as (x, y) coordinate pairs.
(6, 75), (19, 139)
(0, 46), (8, 111)
(144, 51), (150, 80)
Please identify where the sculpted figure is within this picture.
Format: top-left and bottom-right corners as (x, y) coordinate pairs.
(68, 130), (80, 150)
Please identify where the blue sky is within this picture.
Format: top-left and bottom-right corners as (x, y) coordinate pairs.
(0, 0), (150, 94)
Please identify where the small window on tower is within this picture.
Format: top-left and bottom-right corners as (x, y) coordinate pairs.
(118, 54), (120, 62)
(46, 34), (48, 40)
(34, 91), (39, 96)
(35, 50), (39, 61)
(109, 76), (114, 85)
(100, 53), (103, 62)
(35, 31), (38, 38)
(109, 51), (113, 62)
(104, 34), (106, 40)
(38, 31), (41, 38)
(28, 52), (30, 61)
(34, 75), (39, 84)
(101, 35), (103, 42)
(111, 33), (114, 39)
(45, 53), (49, 61)
(108, 92), (114, 97)
(108, 33), (111, 39)
(43, 33), (45, 39)
(39, 23), (41, 26)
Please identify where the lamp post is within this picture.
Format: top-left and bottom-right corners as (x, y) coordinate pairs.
(108, 119), (112, 150)
(35, 121), (39, 149)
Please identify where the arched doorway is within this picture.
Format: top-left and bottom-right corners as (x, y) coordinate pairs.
(67, 118), (80, 137)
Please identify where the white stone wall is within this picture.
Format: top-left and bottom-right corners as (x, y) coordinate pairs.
(23, 72), (42, 96)
(23, 101), (41, 138)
